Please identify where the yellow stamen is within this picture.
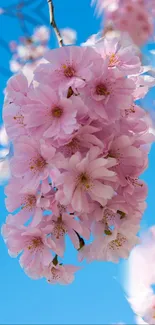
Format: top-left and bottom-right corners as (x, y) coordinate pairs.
(96, 84), (110, 96)
(52, 107), (63, 118)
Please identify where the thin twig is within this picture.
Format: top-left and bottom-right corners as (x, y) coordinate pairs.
(17, 12), (29, 36)
(22, 12), (43, 26)
(4, 0), (38, 10)
(47, 0), (63, 47)
(35, 0), (48, 23)
(37, 8), (48, 24)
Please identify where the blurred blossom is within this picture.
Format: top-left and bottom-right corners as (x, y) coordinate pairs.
(135, 315), (147, 325)
(60, 28), (77, 45)
(92, 0), (155, 46)
(150, 50), (155, 55)
(32, 26), (50, 43)
(0, 160), (10, 185)
(125, 227), (155, 324)
(9, 26), (50, 73)
(0, 126), (9, 148)
(0, 7), (4, 15)
(81, 30), (141, 59)
(10, 60), (22, 73)
(0, 126), (10, 184)
(9, 41), (17, 51)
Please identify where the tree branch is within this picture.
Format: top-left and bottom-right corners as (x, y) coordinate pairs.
(47, 0), (63, 47)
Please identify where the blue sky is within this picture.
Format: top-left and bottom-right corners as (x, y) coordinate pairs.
(0, 1), (155, 324)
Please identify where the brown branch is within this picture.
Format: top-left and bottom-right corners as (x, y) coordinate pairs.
(47, 0), (63, 47)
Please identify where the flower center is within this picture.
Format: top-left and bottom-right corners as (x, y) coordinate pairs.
(52, 107), (63, 118)
(126, 5), (133, 12)
(62, 65), (75, 78)
(27, 195), (36, 206)
(104, 208), (116, 223)
(137, 13), (145, 21)
(108, 149), (121, 159)
(143, 25), (149, 33)
(109, 233), (127, 250)
(78, 172), (92, 190)
(125, 176), (143, 187)
(57, 203), (66, 214)
(50, 267), (61, 280)
(13, 113), (24, 125)
(29, 155), (47, 172)
(109, 53), (118, 67)
(28, 236), (43, 250)
(124, 105), (136, 116)
(96, 84), (110, 96)
(23, 194), (36, 210)
(52, 218), (67, 239)
(65, 137), (80, 155)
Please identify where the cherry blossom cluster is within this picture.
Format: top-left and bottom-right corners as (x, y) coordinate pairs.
(126, 227), (155, 324)
(2, 36), (155, 285)
(9, 26), (50, 73)
(93, 0), (155, 46)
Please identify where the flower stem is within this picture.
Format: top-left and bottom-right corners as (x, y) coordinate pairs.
(47, 0), (63, 47)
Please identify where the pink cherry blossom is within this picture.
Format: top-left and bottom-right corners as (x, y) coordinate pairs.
(130, 74), (155, 101)
(57, 124), (104, 157)
(23, 84), (79, 141)
(55, 147), (117, 212)
(92, 203), (123, 237)
(95, 36), (141, 75)
(34, 46), (102, 90)
(44, 259), (79, 285)
(4, 177), (52, 226)
(81, 61), (135, 121)
(4, 72), (29, 106)
(43, 212), (89, 256)
(92, 219), (140, 262)
(2, 222), (56, 278)
(3, 103), (29, 141)
(10, 137), (57, 190)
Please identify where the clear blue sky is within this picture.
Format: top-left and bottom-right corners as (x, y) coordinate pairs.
(0, 1), (155, 324)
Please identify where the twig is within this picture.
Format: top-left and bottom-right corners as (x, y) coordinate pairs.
(37, 8), (48, 25)
(4, 0), (39, 10)
(17, 12), (29, 36)
(22, 12), (43, 26)
(47, 0), (63, 47)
